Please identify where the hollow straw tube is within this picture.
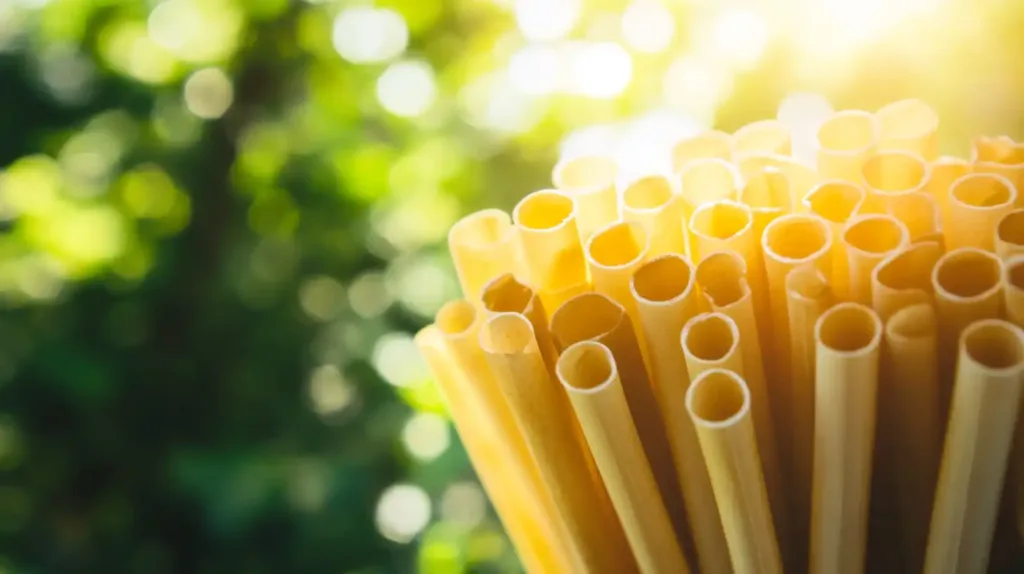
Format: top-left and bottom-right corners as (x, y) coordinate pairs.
(925, 156), (970, 227)
(734, 119), (792, 157)
(630, 254), (732, 574)
(552, 154), (619, 243)
(887, 190), (941, 243)
(816, 110), (879, 184)
(810, 303), (884, 574)
(687, 369), (784, 574)
(621, 175), (687, 258)
(881, 303), (943, 573)
(677, 158), (741, 251)
(558, 341), (690, 574)
(870, 241), (944, 322)
(480, 313), (635, 573)
(924, 320), (1024, 574)
(550, 292), (689, 547)
(876, 99), (940, 160)
(945, 173), (1017, 251)
(971, 136), (1024, 204)
(859, 150), (929, 214)
(803, 181), (866, 299)
(681, 312), (743, 378)
(841, 214), (910, 305)
(448, 209), (526, 302)
(738, 152), (821, 211)
(480, 273), (559, 372)
(415, 325), (566, 573)
(671, 130), (735, 173)
(512, 189), (590, 314)
(996, 209), (1024, 261)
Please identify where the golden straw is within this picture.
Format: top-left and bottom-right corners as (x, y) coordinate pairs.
(859, 150), (929, 215)
(816, 110), (879, 184)
(803, 180), (866, 299)
(738, 152), (821, 209)
(945, 172), (1017, 251)
(887, 191), (941, 243)
(870, 241), (943, 322)
(672, 130), (735, 172)
(734, 119), (792, 156)
(558, 341), (690, 574)
(996, 209), (1024, 261)
(621, 175), (688, 258)
(971, 135), (1024, 202)
(480, 273), (559, 372)
(552, 155), (619, 243)
(841, 214), (910, 305)
(585, 220), (650, 334)
(448, 209), (525, 302)
(924, 156), (970, 225)
(876, 99), (940, 160)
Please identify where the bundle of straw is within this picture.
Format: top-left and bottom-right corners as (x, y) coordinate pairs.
(417, 101), (1024, 574)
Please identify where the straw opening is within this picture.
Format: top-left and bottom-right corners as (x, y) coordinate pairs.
(861, 151), (927, 192)
(514, 190), (574, 230)
(553, 155), (617, 192)
(550, 292), (623, 347)
(951, 174), (1014, 208)
(1008, 259), (1024, 291)
(844, 216), (906, 254)
(963, 322), (1024, 370)
(481, 274), (534, 314)
(437, 300), (478, 335)
(934, 249), (1002, 299)
(740, 167), (789, 210)
(679, 158), (738, 205)
(818, 303), (881, 353)
(623, 176), (673, 210)
(480, 313), (535, 355)
(557, 341), (615, 392)
(696, 252), (746, 307)
(449, 209), (513, 248)
(683, 314), (738, 362)
(997, 210), (1024, 248)
(691, 201), (751, 240)
(877, 99), (939, 138)
(587, 221), (647, 268)
(687, 370), (749, 426)
(875, 242), (941, 291)
(886, 303), (936, 340)
(805, 182), (863, 223)
(764, 215), (831, 261)
(818, 111), (876, 152)
(632, 254), (694, 304)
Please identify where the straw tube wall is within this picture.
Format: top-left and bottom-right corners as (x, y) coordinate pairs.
(876, 99), (940, 160)
(512, 189), (590, 313)
(415, 326), (565, 573)
(1008, 256), (1024, 328)
(932, 248), (1004, 409)
(996, 209), (1024, 261)
(882, 304), (943, 572)
(480, 313), (635, 573)
(924, 320), (1024, 574)
(621, 175), (687, 258)
(816, 110), (879, 183)
(630, 255), (733, 574)
(739, 166), (793, 238)
(671, 130), (735, 172)
(558, 341), (690, 574)
(549, 292), (687, 544)
(860, 150), (929, 214)
(480, 273), (559, 372)
(585, 220), (650, 328)
(761, 214), (833, 418)
(697, 252), (787, 562)
(945, 173), (1017, 251)
(552, 155), (619, 243)
(678, 159), (741, 247)
(688, 369), (783, 574)
(803, 181), (866, 299)
(887, 191), (941, 243)
(810, 303), (884, 574)
(734, 119), (792, 156)
(870, 241), (943, 322)
(841, 214), (910, 305)
(738, 152), (822, 209)
(925, 156), (970, 224)
(971, 136), (1024, 200)
(448, 209), (524, 302)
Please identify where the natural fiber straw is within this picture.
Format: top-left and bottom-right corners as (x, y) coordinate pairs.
(945, 172), (1018, 251)
(841, 214), (910, 305)
(415, 325), (566, 573)
(931, 248), (1005, 412)
(480, 312), (636, 574)
(687, 369), (783, 574)
(512, 189), (590, 314)
(876, 99), (940, 160)
(859, 150), (929, 214)
(810, 302), (883, 574)
(785, 264), (835, 567)
(803, 180), (866, 299)
(480, 272), (560, 377)
(696, 252), (787, 561)
(1008, 256), (1024, 328)
(621, 175), (687, 258)
(739, 166), (793, 236)
(585, 220), (649, 334)
(971, 136), (1024, 203)
(761, 214), (832, 421)
(630, 254), (732, 574)
(734, 119), (792, 156)
(549, 292), (688, 545)
(671, 129), (735, 173)
(881, 303), (943, 573)
(681, 312), (743, 379)
(871, 240), (944, 322)
(737, 152), (821, 210)
(678, 158), (740, 225)
(924, 320), (1024, 574)
(924, 156), (970, 224)
(448, 209), (525, 302)
(887, 190), (941, 243)
(996, 209), (1024, 261)
(552, 154), (619, 243)
(816, 110), (879, 184)
(558, 341), (690, 574)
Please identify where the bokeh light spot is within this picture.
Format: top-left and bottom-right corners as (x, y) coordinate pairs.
(711, 8), (769, 69)
(377, 60), (438, 118)
(183, 68), (233, 119)
(568, 42), (632, 99)
(375, 483), (431, 543)
(515, 0), (581, 42)
(372, 332), (426, 388)
(402, 413), (450, 461)
(349, 271), (392, 318)
(308, 365), (357, 417)
(440, 482), (487, 528)
(299, 276), (347, 322)
(332, 7), (409, 64)
(622, 0), (675, 54)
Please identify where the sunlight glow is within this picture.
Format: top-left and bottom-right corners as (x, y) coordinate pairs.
(621, 0), (675, 54)
(508, 44), (560, 96)
(711, 8), (768, 69)
(402, 413), (450, 461)
(331, 7), (408, 64)
(377, 60), (438, 118)
(514, 0), (581, 42)
(568, 42), (632, 99)
(376, 484), (432, 543)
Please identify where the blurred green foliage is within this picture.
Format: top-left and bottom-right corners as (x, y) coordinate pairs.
(2, 0), (1024, 572)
